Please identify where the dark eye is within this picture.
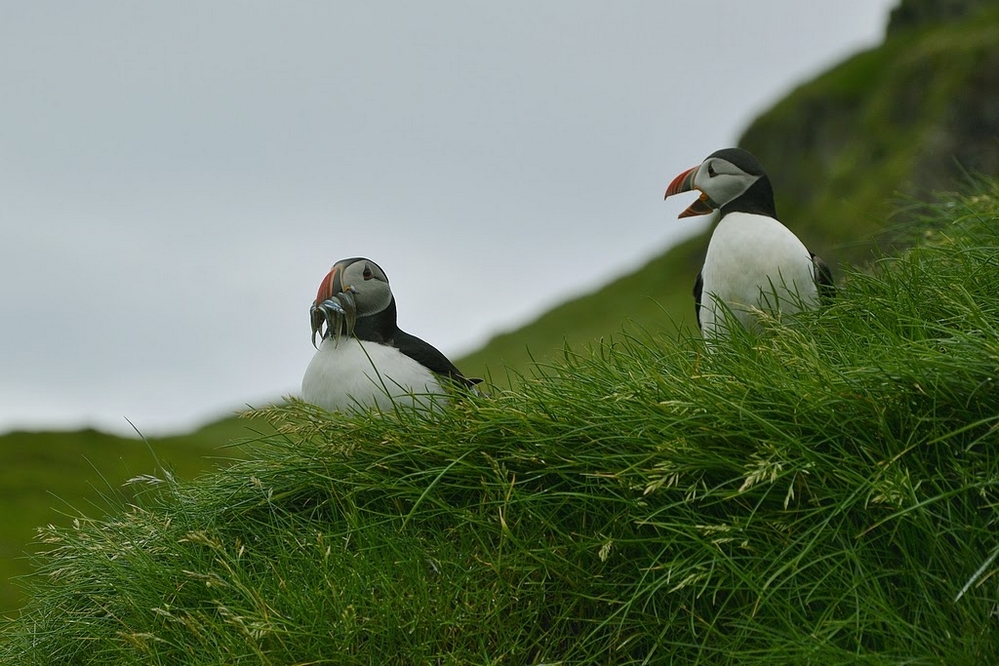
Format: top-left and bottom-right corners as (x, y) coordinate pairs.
(362, 264), (373, 280)
(707, 164), (717, 178)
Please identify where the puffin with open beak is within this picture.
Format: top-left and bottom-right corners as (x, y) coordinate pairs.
(302, 257), (479, 413)
(664, 148), (833, 339)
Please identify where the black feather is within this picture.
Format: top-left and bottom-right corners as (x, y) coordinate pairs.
(692, 270), (704, 331)
(354, 298), (479, 389)
(392, 329), (480, 389)
(811, 252), (836, 301)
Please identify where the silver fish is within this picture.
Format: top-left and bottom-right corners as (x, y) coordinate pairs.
(309, 288), (358, 349)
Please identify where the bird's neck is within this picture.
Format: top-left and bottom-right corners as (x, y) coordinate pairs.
(719, 176), (777, 219)
(353, 298), (399, 343)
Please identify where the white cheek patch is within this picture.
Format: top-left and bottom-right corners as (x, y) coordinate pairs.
(366, 283), (393, 315)
(695, 166), (759, 208)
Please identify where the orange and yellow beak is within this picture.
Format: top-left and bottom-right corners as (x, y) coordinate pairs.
(664, 165), (716, 218)
(309, 264), (357, 348)
(314, 264), (344, 306)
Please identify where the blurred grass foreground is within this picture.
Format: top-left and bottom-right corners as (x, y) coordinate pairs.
(3, 184), (999, 663)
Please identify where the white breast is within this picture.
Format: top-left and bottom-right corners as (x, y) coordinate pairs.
(301, 337), (447, 413)
(699, 212), (819, 338)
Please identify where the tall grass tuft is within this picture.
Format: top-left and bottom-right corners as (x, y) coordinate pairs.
(3, 185), (999, 663)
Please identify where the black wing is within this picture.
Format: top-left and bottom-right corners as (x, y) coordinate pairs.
(810, 252), (835, 301)
(392, 329), (481, 389)
(692, 270), (704, 331)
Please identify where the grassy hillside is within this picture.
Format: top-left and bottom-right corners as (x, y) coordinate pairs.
(2, 185), (997, 663)
(458, 3), (999, 382)
(4, 0), (998, 625)
(0, 417), (271, 612)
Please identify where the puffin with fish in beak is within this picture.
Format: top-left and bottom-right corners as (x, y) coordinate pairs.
(302, 257), (479, 412)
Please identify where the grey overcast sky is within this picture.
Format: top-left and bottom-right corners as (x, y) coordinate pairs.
(1, 1), (898, 435)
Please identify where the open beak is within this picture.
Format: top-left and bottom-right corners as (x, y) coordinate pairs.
(664, 165), (716, 218)
(309, 265), (358, 348)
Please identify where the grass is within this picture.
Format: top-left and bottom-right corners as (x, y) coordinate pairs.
(0, 416), (270, 613)
(2, 183), (998, 663)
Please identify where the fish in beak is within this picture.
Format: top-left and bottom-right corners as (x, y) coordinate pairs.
(309, 265), (358, 348)
(664, 165), (717, 218)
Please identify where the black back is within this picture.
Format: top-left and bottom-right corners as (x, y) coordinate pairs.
(353, 298), (479, 388)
